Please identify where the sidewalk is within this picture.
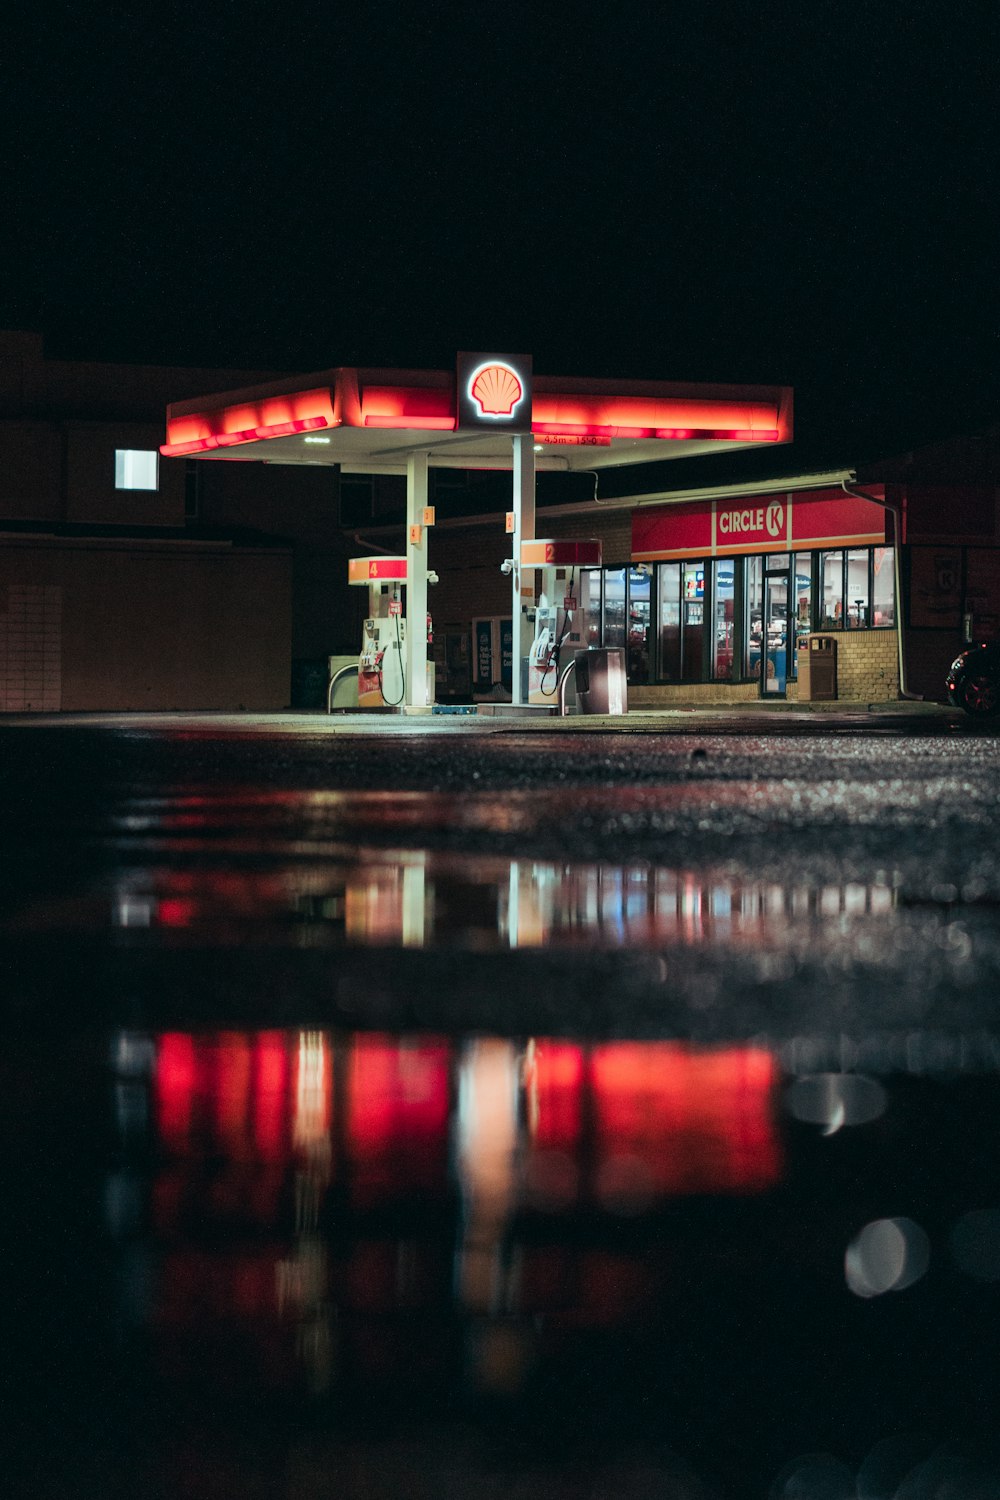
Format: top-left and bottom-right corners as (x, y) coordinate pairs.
(0, 699), (962, 734)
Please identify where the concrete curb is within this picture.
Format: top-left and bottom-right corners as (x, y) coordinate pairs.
(0, 701), (963, 734)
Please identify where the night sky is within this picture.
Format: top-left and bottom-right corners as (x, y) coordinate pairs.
(3, 1), (996, 465)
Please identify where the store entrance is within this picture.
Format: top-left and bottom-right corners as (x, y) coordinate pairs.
(761, 567), (789, 695)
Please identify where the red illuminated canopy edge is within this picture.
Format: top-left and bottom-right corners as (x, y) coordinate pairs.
(164, 368), (792, 454)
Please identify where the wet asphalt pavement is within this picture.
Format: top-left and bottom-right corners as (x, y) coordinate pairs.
(4, 709), (1000, 1500)
(2, 707), (998, 1041)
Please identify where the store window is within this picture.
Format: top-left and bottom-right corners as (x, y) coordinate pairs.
(713, 559), (735, 679)
(816, 548), (894, 630)
(628, 565), (652, 683)
(846, 549), (870, 627)
(655, 560), (716, 682)
(658, 563), (681, 680)
(604, 569), (627, 649)
(581, 569), (603, 648)
(872, 548), (895, 627)
(681, 562), (705, 682)
(820, 551), (844, 627)
(745, 555), (763, 678)
(646, 544), (894, 688)
(114, 449), (158, 491)
(794, 554), (812, 643)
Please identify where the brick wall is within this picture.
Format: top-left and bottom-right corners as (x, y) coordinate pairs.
(786, 629), (899, 702)
(0, 584), (62, 711)
(630, 681), (761, 706)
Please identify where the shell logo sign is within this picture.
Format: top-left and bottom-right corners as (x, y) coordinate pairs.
(469, 362), (524, 417)
(456, 352), (533, 431)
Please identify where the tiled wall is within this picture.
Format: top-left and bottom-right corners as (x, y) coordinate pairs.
(0, 584), (62, 712)
(817, 629), (899, 702)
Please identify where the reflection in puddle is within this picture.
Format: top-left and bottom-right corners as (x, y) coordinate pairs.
(14, 1023), (1000, 1498)
(118, 1030), (779, 1405)
(93, 855), (901, 952)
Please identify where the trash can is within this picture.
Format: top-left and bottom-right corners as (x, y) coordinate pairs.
(574, 647), (628, 715)
(797, 634), (837, 700)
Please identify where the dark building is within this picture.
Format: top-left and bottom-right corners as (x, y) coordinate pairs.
(0, 331), (347, 711)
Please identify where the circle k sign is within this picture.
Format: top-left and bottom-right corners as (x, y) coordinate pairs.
(718, 501), (785, 539)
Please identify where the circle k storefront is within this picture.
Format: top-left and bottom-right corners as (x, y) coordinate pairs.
(590, 479), (898, 703)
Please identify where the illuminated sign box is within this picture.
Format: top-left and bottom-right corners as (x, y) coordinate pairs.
(348, 556), (408, 585)
(520, 538), (602, 569)
(456, 352), (533, 433)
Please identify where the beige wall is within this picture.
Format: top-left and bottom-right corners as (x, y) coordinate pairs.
(630, 681), (761, 706)
(824, 629), (900, 701)
(0, 539), (292, 711)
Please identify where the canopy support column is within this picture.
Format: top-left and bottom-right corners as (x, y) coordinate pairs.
(510, 433), (536, 708)
(406, 451), (430, 709)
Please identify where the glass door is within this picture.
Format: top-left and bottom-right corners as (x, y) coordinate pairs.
(762, 569), (789, 695)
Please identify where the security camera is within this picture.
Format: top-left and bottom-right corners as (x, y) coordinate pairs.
(500, 559), (515, 576)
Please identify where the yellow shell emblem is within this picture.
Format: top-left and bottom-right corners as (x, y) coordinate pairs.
(470, 363), (523, 417)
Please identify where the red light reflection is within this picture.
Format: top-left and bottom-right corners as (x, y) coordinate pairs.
(347, 1037), (452, 1207)
(142, 1030), (783, 1403)
(588, 1043), (779, 1195)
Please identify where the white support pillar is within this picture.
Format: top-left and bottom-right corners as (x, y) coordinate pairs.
(510, 433), (536, 708)
(406, 451), (430, 710)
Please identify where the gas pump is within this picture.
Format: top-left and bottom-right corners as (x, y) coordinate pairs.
(520, 540), (603, 705)
(527, 600), (562, 703)
(347, 557), (436, 709)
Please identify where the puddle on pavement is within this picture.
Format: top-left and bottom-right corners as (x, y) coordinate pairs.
(6, 744), (1000, 1494)
(12, 849), (900, 951)
(8, 1021), (1000, 1498)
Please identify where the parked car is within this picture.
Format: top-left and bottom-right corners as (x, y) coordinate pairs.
(946, 640), (1000, 717)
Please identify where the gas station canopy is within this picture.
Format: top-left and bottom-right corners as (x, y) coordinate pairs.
(162, 359), (793, 473)
(162, 355), (793, 713)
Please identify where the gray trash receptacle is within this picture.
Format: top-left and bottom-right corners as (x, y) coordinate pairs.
(797, 634), (837, 700)
(574, 647), (628, 715)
